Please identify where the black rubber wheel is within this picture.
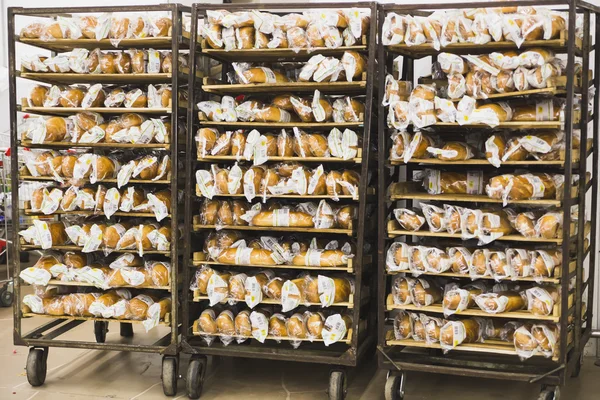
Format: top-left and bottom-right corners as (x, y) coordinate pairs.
(384, 373), (405, 400)
(186, 356), (207, 399)
(120, 322), (134, 337)
(162, 355), (178, 396)
(94, 321), (108, 343)
(0, 286), (12, 307)
(26, 348), (47, 387)
(571, 354), (583, 378)
(327, 370), (347, 400)
(538, 386), (560, 400)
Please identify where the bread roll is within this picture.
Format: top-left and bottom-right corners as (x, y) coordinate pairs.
(412, 278), (442, 307)
(198, 309), (218, 334)
(29, 86), (48, 107)
(216, 310), (236, 335)
(269, 314), (288, 337)
(440, 319), (481, 349)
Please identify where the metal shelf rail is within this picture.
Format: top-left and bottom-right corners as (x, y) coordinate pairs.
(183, 2), (378, 399)
(8, 4), (190, 395)
(376, 1), (599, 399)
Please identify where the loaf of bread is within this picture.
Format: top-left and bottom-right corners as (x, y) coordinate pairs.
(440, 319), (482, 350)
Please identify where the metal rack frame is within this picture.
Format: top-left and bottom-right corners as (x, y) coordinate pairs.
(376, 1), (599, 398)
(182, 2), (378, 399)
(7, 4), (190, 394)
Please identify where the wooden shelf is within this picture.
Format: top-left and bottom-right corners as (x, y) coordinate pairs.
(19, 175), (170, 185)
(19, 140), (170, 150)
(395, 139), (591, 167)
(195, 190), (366, 201)
(193, 290), (354, 309)
(40, 279), (171, 291)
(20, 244), (170, 255)
(21, 106), (171, 116)
(198, 120), (363, 130)
(18, 36), (176, 51)
(192, 251), (354, 273)
(202, 78), (367, 94)
(386, 261), (577, 285)
(22, 313), (171, 326)
(386, 220), (565, 244)
(23, 208), (169, 219)
(420, 75), (580, 102)
(386, 30), (579, 58)
(192, 322), (352, 344)
(192, 216), (353, 236)
(388, 182), (569, 207)
(431, 121), (563, 130)
(385, 294), (563, 323)
(18, 72), (172, 85)
(200, 36), (367, 62)
(197, 154), (361, 164)
(385, 337), (556, 360)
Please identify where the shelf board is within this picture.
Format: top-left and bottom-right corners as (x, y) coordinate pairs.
(202, 79), (367, 94)
(18, 36), (176, 51)
(388, 183), (565, 207)
(20, 244), (170, 255)
(431, 121), (563, 130)
(195, 191), (362, 201)
(192, 252), (353, 273)
(23, 208), (168, 219)
(21, 106), (171, 116)
(386, 261), (577, 285)
(385, 295), (560, 322)
(198, 120), (363, 130)
(19, 140), (170, 150)
(385, 337), (555, 360)
(193, 291), (354, 309)
(197, 154), (361, 164)
(386, 220), (564, 244)
(22, 313), (170, 326)
(193, 224), (353, 236)
(200, 37), (367, 62)
(192, 323), (352, 345)
(18, 72), (172, 85)
(41, 279), (170, 291)
(19, 175), (170, 185)
(385, 30), (579, 58)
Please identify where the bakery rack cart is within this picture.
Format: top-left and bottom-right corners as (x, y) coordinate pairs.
(8, 4), (190, 395)
(376, 1), (599, 399)
(182, 2), (378, 399)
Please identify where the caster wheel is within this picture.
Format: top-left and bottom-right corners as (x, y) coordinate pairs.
(538, 386), (560, 400)
(94, 321), (108, 343)
(120, 322), (134, 337)
(26, 348), (47, 387)
(0, 285), (12, 307)
(186, 355), (207, 399)
(162, 355), (178, 396)
(571, 355), (583, 378)
(384, 373), (406, 400)
(327, 370), (347, 400)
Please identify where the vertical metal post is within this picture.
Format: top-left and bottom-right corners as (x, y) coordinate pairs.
(183, 4), (199, 346)
(590, 8), (600, 365)
(168, 3), (180, 352)
(376, 2), (388, 359)
(574, 9), (591, 353)
(352, 0), (377, 353)
(560, 0), (577, 380)
(7, 7), (21, 341)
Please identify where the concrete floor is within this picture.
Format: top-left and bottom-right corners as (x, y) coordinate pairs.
(0, 304), (599, 400)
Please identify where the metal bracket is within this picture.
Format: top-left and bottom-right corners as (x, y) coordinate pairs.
(529, 364), (565, 384)
(377, 345), (403, 373)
